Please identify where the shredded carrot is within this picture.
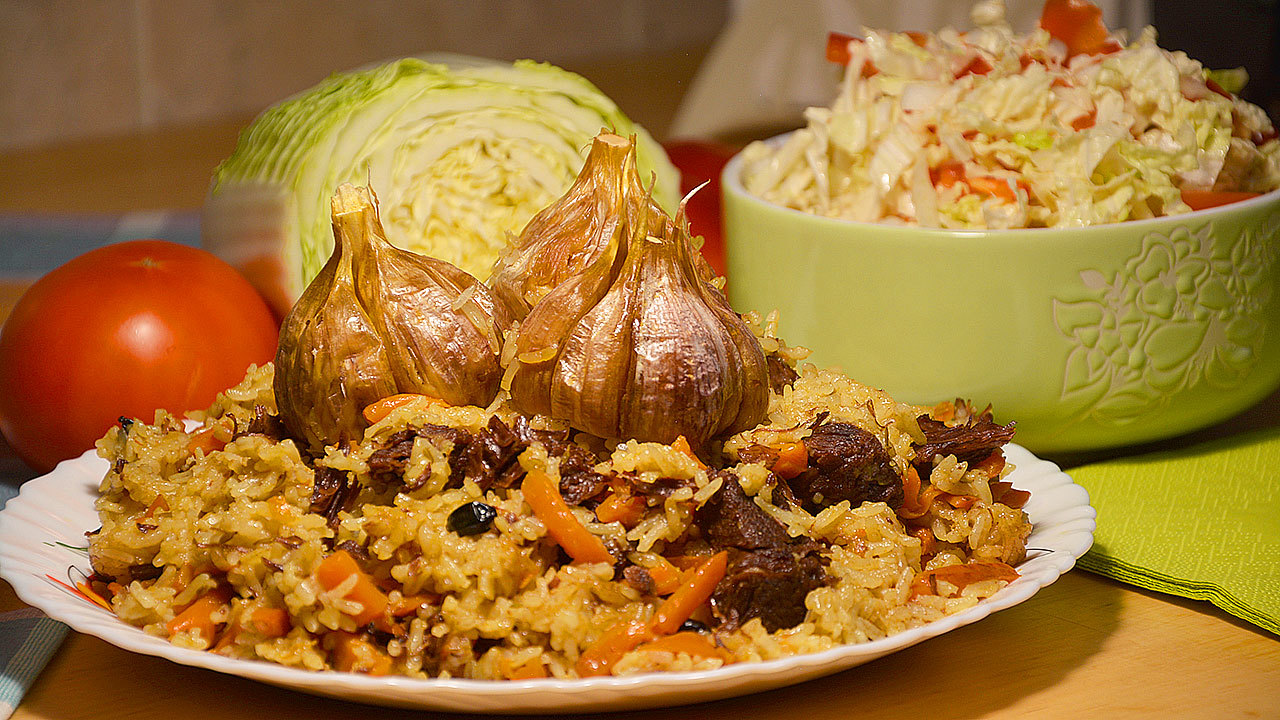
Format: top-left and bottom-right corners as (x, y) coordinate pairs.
(327, 631), (393, 675)
(634, 631), (730, 662)
(664, 555), (704, 571)
(166, 586), (232, 645)
(931, 399), (957, 422)
(991, 481), (1032, 509)
(910, 561), (1021, 600)
(187, 425), (227, 455)
(1039, 0), (1113, 58)
(361, 393), (440, 425)
(595, 492), (647, 528)
(955, 54), (992, 78)
(46, 574), (114, 611)
(575, 619), (654, 677)
(1180, 190), (1262, 211)
(503, 654), (549, 680)
(1070, 109), (1097, 130)
(770, 442), (808, 480)
(967, 175), (1021, 203)
(248, 606), (292, 637)
(522, 469), (614, 565)
(944, 493), (978, 510)
(647, 557), (686, 596)
(389, 593), (438, 617)
(972, 452), (1007, 478)
(671, 435), (708, 470)
(910, 526), (937, 559)
(315, 550), (388, 626)
(651, 551), (728, 635)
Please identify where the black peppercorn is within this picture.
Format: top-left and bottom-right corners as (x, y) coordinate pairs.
(447, 501), (498, 536)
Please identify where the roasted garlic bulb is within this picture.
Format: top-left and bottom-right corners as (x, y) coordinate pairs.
(508, 195), (769, 447)
(488, 132), (688, 319)
(274, 184), (511, 450)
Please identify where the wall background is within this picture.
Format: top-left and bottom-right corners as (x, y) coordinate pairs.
(0, 0), (1274, 152)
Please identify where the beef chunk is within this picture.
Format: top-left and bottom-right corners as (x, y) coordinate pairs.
(239, 405), (287, 441)
(790, 423), (903, 510)
(310, 466), (358, 528)
(455, 416), (528, 491)
(711, 548), (828, 632)
(695, 471), (791, 550)
(556, 441), (612, 505)
(766, 354), (799, 394)
(913, 415), (1016, 470)
(695, 474), (831, 631)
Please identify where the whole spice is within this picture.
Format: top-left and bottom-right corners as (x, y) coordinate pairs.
(274, 184), (512, 451)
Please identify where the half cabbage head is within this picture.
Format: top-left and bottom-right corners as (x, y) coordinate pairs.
(202, 57), (679, 317)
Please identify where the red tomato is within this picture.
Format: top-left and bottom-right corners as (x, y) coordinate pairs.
(663, 141), (738, 278)
(0, 240), (280, 473)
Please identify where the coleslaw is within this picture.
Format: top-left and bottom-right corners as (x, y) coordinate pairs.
(738, 0), (1280, 229)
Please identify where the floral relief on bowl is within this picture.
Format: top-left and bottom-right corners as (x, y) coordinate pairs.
(1052, 211), (1279, 426)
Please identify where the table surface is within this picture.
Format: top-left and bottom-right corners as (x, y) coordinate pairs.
(1, 49), (1278, 720)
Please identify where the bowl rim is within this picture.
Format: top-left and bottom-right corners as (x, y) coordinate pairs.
(721, 130), (1280, 241)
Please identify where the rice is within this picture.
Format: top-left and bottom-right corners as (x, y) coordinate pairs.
(87, 361), (1032, 679)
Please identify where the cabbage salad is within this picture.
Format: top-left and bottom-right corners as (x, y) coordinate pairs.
(739, 0), (1280, 229)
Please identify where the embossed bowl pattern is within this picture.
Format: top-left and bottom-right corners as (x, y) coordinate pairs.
(723, 137), (1280, 453)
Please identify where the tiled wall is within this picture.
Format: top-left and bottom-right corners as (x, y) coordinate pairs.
(0, 0), (729, 151)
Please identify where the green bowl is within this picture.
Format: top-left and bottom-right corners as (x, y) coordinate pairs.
(723, 142), (1280, 454)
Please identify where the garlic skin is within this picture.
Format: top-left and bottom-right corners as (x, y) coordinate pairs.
(274, 184), (511, 450)
(488, 132), (676, 320)
(509, 201), (769, 447)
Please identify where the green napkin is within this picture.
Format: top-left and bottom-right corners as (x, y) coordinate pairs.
(1071, 427), (1280, 636)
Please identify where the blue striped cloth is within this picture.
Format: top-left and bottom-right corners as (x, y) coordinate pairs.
(0, 483), (68, 720)
(0, 211), (200, 717)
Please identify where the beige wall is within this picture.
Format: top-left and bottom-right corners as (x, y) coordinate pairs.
(0, 0), (730, 152)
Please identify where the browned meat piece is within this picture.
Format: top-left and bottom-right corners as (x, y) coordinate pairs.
(913, 415), (1016, 470)
(310, 465), (358, 528)
(455, 416), (527, 491)
(735, 443), (779, 468)
(695, 471), (830, 631)
(789, 423), (903, 510)
(622, 565), (655, 594)
(766, 353), (799, 394)
(240, 405), (287, 441)
(695, 471), (792, 550)
(711, 548), (828, 632)
(555, 441), (612, 505)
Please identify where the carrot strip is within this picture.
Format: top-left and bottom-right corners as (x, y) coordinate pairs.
(361, 393), (440, 425)
(771, 442), (808, 480)
(910, 526), (937, 559)
(504, 654), (549, 680)
(327, 631), (393, 675)
(1039, 0), (1114, 57)
(595, 492), (647, 528)
(647, 557), (686, 596)
(671, 435), (708, 470)
(575, 619), (654, 677)
(910, 560), (1021, 600)
(651, 551), (728, 635)
(522, 470), (614, 565)
(315, 550), (388, 626)
(187, 425), (227, 455)
(1180, 190), (1261, 211)
(166, 586), (232, 644)
(248, 606), (292, 637)
(634, 632), (730, 662)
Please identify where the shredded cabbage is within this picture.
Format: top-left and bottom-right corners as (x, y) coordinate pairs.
(203, 57), (678, 316)
(739, 1), (1279, 229)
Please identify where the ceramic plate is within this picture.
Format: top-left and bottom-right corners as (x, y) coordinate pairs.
(0, 443), (1094, 714)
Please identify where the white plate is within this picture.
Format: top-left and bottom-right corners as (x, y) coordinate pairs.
(0, 443), (1094, 714)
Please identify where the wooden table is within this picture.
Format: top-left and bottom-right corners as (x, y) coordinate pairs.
(2, 53), (1278, 720)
